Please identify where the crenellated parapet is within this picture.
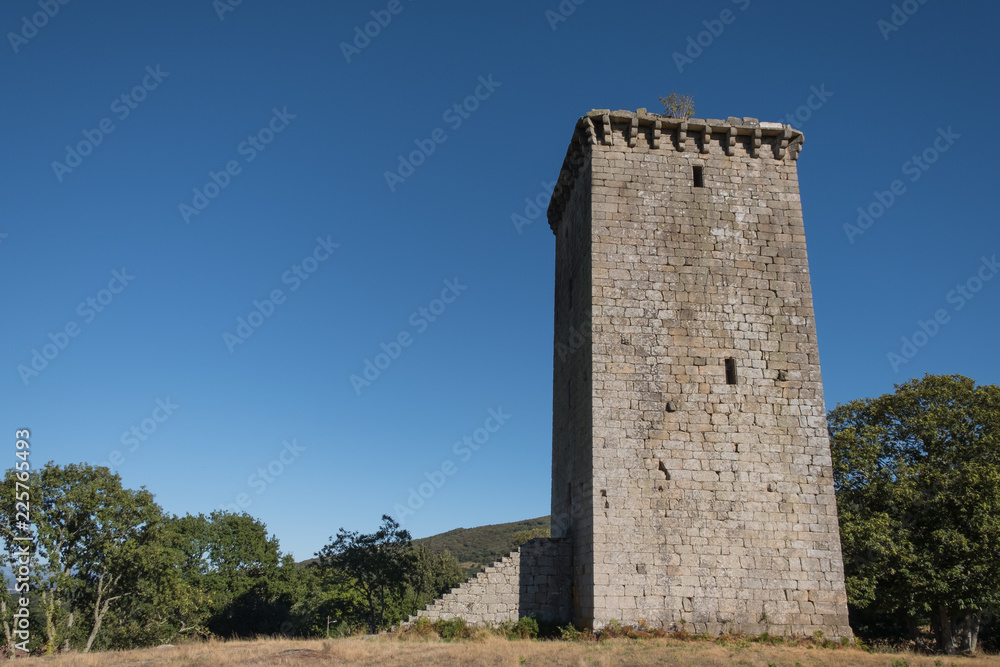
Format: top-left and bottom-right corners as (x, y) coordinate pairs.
(547, 110), (805, 234)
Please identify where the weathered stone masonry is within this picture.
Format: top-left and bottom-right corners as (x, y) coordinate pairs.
(413, 110), (851, 639)
(549, 110), (851, 638)
(408, 538), (572, 626)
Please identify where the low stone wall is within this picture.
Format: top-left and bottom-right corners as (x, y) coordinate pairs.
(407, 537), (572, 626)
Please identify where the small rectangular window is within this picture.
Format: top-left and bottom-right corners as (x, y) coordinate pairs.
(693, 165), (704, 188)
(725, 358), (738, 385)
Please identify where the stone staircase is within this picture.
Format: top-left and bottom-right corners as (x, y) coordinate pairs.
(401, 537), (572, 627)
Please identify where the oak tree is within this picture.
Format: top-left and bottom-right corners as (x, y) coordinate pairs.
(830, 374), (1000, 654)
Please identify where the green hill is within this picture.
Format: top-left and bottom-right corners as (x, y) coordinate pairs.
(297, 516), (551, 576)
(413, 516), (550, 575)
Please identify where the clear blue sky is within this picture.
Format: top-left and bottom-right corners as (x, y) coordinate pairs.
(3, 0), (998, 561)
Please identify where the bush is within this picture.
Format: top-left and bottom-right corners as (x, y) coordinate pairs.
(511, 528), (550, 549)
(595, 619), (669, 640)
(434, 617), (471, 641)
(411, 617), (434, 637)
(514, 616), (539, 639)
(602, 619), (623, 638)
(559, 623), (588, 641)
(659, 92), (695, 119)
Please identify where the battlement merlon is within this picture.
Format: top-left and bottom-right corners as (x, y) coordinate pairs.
(546, 110), (806, 234)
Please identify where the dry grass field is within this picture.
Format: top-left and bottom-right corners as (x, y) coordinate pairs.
(7, 636), (999, 667)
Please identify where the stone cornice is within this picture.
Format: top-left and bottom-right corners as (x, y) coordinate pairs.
(547, 110), (805, 234)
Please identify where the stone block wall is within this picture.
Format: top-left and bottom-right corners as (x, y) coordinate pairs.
(410, 538), (572, 626)
(546, 111), (852, 638)
(550, 138), (595, 626)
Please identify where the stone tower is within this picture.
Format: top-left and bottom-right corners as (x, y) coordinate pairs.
(547, 110), (852, 637)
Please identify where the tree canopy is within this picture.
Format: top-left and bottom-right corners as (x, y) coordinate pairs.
(829, 374), (1000, 654)
(0, 464), (466, 654)
(316, 515), (413, 634)
(0, 462), (162, 653)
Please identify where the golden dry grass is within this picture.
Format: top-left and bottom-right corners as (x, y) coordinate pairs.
(8, 636), (1000, 667)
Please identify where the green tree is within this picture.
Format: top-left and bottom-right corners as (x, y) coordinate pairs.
(401, 545), (464, 617)
(511, 527), (550, 549)
(102, 511), (297, 644)
(291, 562), (366, 637)
(0, 463), (162, 653)
(95, 518), (212, 648)
(0, 586), (23, 657)
(829, 374), (1000, 654)
(0, 465), (302, 652)
(186, 511), (292, 637)
(316, 515), (411, 633)
(659, 91), (695, 118)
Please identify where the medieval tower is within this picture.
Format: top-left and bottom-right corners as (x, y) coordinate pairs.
(548, 109), (851, 637)
(411, 110), (851, 639)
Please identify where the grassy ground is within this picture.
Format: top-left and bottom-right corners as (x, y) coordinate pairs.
(7, 636), (999, 667)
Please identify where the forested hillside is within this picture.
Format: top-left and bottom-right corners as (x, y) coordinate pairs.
(412, 516), (550, 575)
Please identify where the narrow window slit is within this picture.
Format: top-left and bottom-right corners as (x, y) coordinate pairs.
(725, 358), (738, 385)
(693, 165), (704, 188)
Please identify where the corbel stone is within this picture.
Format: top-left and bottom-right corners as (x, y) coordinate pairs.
(774, 127), (792, 159)
(584, 116), (597, 145)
